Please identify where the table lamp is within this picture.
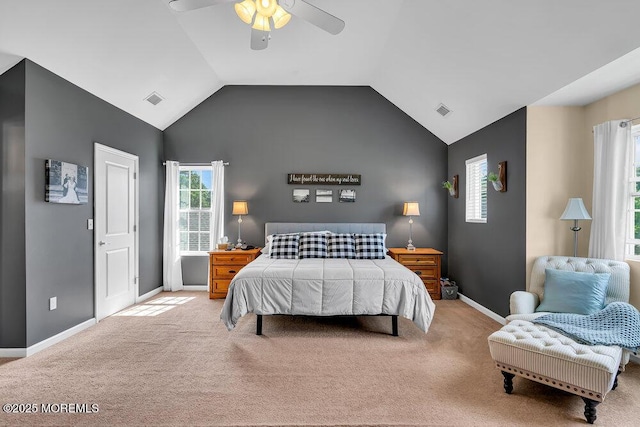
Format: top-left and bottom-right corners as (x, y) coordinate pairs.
(232, 200), (249, 248)
(403, 202), (420, 251)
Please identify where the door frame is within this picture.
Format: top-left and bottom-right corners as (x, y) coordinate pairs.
(94, 142), (140, 321)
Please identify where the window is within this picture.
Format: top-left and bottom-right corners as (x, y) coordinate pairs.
(626, 125), (640, 257)
(179, 166), (213, 254)
(466, 154), (487, 223)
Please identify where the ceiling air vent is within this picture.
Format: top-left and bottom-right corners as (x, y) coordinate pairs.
(145, 92), (164, 106)
(436, 103), (452, 118)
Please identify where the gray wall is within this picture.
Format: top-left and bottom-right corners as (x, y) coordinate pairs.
(10, 60), (164, 347)
(164, 86), (449, 284)
(447, 108), (527, 317)
(0, 61), (27, 348)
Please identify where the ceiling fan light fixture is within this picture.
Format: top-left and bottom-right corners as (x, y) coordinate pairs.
(255, 0), (278, 18)
(272, 6), (291, 29)
(252, 13), (271, 31)
(235, 0), (256, 25)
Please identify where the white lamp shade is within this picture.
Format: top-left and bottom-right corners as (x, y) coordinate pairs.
(234, 0), (256, 24)
(252, 13), (271, 31)
(255, 0), (277, 17)
(232, 200), (249, 215)
(560, 198), (591, 221)
(272, 6), (291, 29)
(403, 202), (420, 216)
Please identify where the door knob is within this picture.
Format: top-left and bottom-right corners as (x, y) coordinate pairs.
(99, 241), (108, 246)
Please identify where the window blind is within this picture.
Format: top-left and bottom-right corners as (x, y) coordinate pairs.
(466, 154), (487, 223)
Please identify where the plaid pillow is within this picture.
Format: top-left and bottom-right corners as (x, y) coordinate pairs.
(270, 234), (300, 259)
(327, 233), (356, 259)
(354, 233), (386, 259)
(298, 232), (328, 259)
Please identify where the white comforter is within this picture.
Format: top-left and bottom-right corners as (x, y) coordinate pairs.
(220, 256), (436, 332)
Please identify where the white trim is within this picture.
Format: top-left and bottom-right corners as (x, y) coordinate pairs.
(0, 348), (26, 358)
(458, 293), (506, 325)
(631, 354), (640, 364)
(465, 153), (488, 165)
(626, 126), (640, 258)
(0, 318), (96, 358)
(136, 286), (163, 303)
(183, 285), (207, 291)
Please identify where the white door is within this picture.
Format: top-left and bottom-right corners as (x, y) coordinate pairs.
(94, 143), (139, 321)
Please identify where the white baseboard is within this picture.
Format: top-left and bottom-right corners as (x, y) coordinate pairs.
(0, 318), (96, 358)
(631, 354), (640, 364)
(136, 286), (163, 303)
(458, 293), (506, 325)
(183, 285), (207, 291)
(0, 348), (26, 358)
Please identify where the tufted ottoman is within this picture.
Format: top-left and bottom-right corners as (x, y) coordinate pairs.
(488, 320), (622, 424)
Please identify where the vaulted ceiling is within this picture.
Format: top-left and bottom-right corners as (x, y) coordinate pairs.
(1, 0), (640, 144)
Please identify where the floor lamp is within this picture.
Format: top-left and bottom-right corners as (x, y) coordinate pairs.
(560, 198), (592, 257)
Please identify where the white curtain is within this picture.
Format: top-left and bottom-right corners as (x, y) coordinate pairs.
(211, 161), (225, 247)
(163, 161), (184, 291)
(588, 120), (633, 261)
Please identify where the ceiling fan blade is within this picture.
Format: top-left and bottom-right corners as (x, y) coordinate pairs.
(279, 0), (345, 35)
(168, 0), (234, 12)
(251, 29), (269, 50)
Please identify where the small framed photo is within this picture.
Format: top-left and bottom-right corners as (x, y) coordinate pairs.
(316, 189), (333, 203)
(339, 189), (356, 203)
(293, 188), (310, 203)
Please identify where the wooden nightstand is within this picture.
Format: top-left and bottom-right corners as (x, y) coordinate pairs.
(388, 248), (443, 300)
(208, 248), (261, 299)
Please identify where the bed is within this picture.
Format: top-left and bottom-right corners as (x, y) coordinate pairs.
(219, 222), (436, 335)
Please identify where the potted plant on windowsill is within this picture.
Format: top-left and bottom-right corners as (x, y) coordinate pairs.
(442, 180), (456, 196)
(487, 172), (503, 191)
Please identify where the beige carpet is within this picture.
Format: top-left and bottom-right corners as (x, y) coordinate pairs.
(0, 291), (639, 426)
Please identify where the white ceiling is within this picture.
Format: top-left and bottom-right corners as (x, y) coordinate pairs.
(1, 0), (640, 144)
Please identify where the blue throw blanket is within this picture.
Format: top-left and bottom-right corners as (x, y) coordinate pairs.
(532, 302), (640, 353)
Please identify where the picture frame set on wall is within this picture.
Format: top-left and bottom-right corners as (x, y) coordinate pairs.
(45, 159), (89, 204)
(292, 188), (357, 203)
(289, 173), (359, 203)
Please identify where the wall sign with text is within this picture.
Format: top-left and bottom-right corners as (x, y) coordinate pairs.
(287, 173), (361, 185)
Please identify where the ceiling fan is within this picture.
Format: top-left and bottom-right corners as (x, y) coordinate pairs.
(168, 0), (345, 50)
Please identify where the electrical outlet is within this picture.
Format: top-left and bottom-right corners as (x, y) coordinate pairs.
(49, 297), (57, 311)
(87, 219), (94, 230)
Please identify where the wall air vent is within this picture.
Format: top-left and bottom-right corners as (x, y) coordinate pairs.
(145, 92), (164, 106)
(436, 103), (452, 117)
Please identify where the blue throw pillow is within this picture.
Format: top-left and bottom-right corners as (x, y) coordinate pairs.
(536, 269), (610, 315)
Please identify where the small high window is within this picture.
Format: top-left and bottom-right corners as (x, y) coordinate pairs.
(466, 154), (487, 223)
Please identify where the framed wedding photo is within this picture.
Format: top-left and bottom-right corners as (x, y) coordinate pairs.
(45, 159), (89, 204)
